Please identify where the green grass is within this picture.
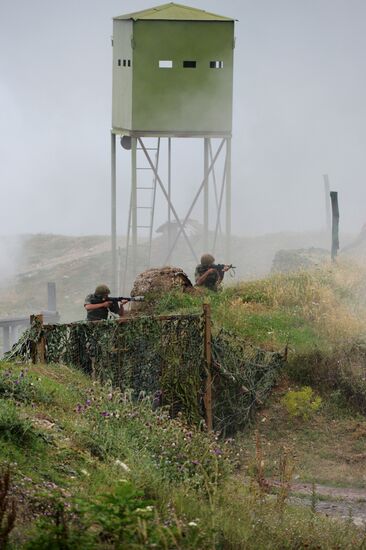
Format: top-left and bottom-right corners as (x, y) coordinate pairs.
(1, 361), (364, 548)
(3, 263), (366, 547)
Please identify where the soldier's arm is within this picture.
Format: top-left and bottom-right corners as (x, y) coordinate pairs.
(196, 268), (216, 286)
(84, 301), (111, 311)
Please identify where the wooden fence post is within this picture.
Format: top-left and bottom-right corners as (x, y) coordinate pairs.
(30, 314), (45, 364)
(330, 191), (339, 261)
(203, 303), (213, 431)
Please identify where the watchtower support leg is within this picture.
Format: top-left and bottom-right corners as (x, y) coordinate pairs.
(163, 139), (225, 264)
(111, 131), (117, 294)
(131, 137), (137, 276)
(204, 138), (209, 251)
(225, 138), (232, 263)
(168, 138), (172, 251)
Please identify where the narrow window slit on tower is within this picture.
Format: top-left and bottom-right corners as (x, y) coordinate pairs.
(123, 59), (127, 67)
(118, 59), (121, 66)
(159, 60), (173, 68)
(128, 60), (131, 67)
(183, 60), (196, 68)
(210, 61), (224, 69)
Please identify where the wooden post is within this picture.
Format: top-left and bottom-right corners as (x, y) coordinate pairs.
(330, 191), (339, 261)
(323, 174), (331, 234)
(30, 314), (45, 364)
(203, 303), (213, 431)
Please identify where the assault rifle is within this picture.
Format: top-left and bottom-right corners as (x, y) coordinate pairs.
(212, 264), (236, 277)
(92, 295), (144, 305)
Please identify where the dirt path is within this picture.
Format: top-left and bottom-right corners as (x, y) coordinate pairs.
(272, 481), (366, 526)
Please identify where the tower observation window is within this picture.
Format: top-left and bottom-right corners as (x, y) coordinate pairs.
(210, 61), (224, 69)
(159, 60), (173, 68)
(183, 61), (196, 68)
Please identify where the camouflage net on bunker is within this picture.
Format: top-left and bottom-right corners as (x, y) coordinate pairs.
(212, 330), (284, 436)
(5, 315), (285, 433)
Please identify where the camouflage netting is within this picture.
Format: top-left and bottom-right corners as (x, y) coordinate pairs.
(5, 315), (285, 433)
(212, 330), (284, 435)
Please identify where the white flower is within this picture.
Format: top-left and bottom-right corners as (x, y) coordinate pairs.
(188, 521), (198, 527)
(80, 469), (90, 477)
(115, 460), (130, 472)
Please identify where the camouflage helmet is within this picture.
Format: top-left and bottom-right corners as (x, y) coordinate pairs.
(200, 253), (215, 266)
(95, 284), (111, 296)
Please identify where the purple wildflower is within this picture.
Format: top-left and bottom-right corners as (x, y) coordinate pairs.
(213, 448), (223, 456)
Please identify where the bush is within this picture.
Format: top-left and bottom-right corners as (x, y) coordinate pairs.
(26, 482), (210, 549)
(281, 387), (322, 420)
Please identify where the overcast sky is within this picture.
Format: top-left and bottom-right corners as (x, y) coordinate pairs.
(1, 0), (366, 237)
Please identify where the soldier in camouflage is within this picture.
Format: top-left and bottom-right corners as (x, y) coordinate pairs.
(84, 284), (128, 321)
(195, 254), (230, 291)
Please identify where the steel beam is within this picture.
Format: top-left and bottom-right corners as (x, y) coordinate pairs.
(168, 138), (172, 250)
(163, 139), (225, 264)
(138, 138), (199, 263)
(131, 137), (137, 275)
(213, 151), (228, 252)
(203, 138), (209, 251)
(225, 138), (232, 263)
(111, 131), (117, 293)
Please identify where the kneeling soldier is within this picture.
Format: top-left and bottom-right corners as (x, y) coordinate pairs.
(84, 284), (127, 321)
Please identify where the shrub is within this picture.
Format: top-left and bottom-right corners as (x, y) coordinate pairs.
(26, 483), (210, 549)
(281, 387), (322, 420)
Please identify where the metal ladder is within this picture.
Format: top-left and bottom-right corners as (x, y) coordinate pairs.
(120, 138), (161, 293)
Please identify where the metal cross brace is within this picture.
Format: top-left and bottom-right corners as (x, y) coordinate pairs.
(163, 138), (226, 264)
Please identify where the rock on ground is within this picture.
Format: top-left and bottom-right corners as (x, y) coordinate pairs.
(131, 266), (193, 297)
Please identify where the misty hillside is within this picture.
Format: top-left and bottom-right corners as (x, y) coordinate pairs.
(0, 229), (362, 324)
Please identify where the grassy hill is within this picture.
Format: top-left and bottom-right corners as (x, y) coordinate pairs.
(2, 261), (366, 546)
(0, 361), (364, 549)
(0, 230), (340, 324)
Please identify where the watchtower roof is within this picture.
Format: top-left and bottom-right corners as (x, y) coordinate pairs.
(114, 2), (235, 22)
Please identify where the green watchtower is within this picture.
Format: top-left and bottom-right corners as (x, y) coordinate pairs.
(110, 3), (236, 290)
(112, 3), (234, 135)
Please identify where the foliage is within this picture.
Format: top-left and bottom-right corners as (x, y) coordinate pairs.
(25, 502), (95, 550)
(281, 386), (322, 420)
(0, 367), (54, 405)
(78, 388), (233, 491)
(0, 467), (16, 550)
(0, 400), (39, 447)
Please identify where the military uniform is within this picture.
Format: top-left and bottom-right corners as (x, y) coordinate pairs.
(194, 264), (219, 291)
(84, 293), (120, 321)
